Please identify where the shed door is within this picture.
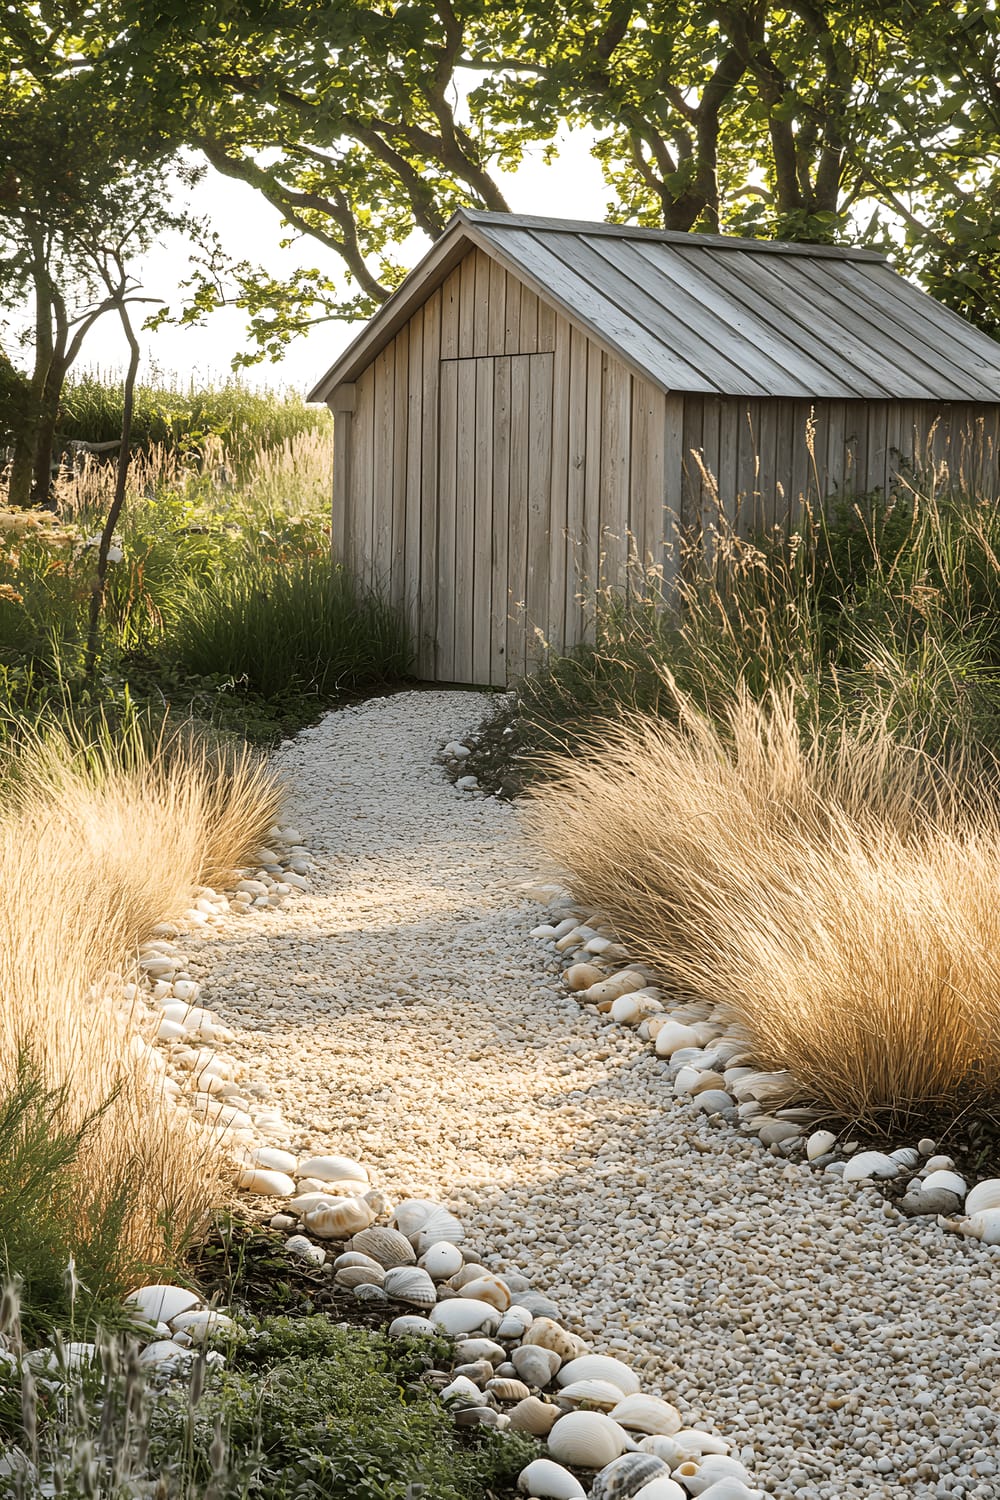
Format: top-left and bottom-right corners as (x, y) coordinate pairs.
(438, 353), (554, 686)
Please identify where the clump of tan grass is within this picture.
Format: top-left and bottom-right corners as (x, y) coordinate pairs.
(522, 688), (1000, 1131)
(0, 721), (283, 1285)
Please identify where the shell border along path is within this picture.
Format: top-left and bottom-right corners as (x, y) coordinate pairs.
(121, 693), (1000, 1499)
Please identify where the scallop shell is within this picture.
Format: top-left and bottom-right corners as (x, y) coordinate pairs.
(419, 1241), (465, 1280)
(458, 1275), (511, 1311)
(508, 1396), (561, 1436)
(523, 1317), (588, 1362)
(298, 1155), (368, 1184)
(921, 1168), (967, 1197)
(556, 1379), (625, 1411)
(486, 1377), (531, 1402)
(333, 1251), (384, 1273)
(451, 1262), (491, 1289)
(382, 1266), (437, 1309)
(430, 1298), (499, 1336)
(416, 1207), (466, 1253)
(334, 1265), (385, 1289)
(516, 1458), (585, 1498)
(670, 1430), (729, 1460)
(350, 1225), (416, 1269)
(841, 1150), (898, 1184)
(303, 1196), (376, 1238)
(390, 1199), (438, 1238)
(965, 1208), (1000, 1243)
(965, 1178), (1000, 1216)
(688, 1480), (760, 1500)
(679, 1456), (753, 1496)
(512, 1343), (561, 1387)
(630, 1480), (685, 1500)
(352, 1282), (388, 1303)
(638, 1435), (685, 1466)
(547, 1411), (631, 1468)
(387, 1315), (436, 1337)
(610, 1394), (682, 1436)
(556, 1355), (641, 1395)
(590, 1453), (670, 1499)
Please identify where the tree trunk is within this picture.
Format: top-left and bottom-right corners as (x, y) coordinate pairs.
(85, 304), (140, 677)
(31, 357), (66, 510)
(8, 236), (55, 509)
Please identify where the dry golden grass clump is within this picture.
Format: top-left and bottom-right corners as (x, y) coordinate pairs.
(0, 724), (283, 1278)
(521, 690), (1000, 1131)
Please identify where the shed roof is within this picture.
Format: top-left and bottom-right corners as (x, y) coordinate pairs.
(308, 210), (1000, 405)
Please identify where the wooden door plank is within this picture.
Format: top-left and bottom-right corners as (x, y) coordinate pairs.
(403, 309), (423, 645)
(629, 379), (653, 579)
(390, 325), (409, 609)
(681, 396), (704, 537)
(472, 356), (494, 684)
(600, 357), (631, 592)
(440, 265), (461, 359)
(581, 342), (603, 641)
(458, 251), (477, 358)
(504, 275), (521, 355)
(418, 291), (441, 677)
(716, 397), (740, 530)
(487, 256), (506, 355)
(537, 298), (556, 353)
(332, 409), (351, 564)
(525, 352), (555, 671)
(757, 398), (778, 531)
(372, 344), (395, 589)
(733, 399), (758, 535)
(436, 358), (459, 681)
(547, 317), (571, 653)
(452, 358), (477, 681)
(565, 326), (589, 645)
(518, 286), (539, 354)
(491, 356), (512, 686)
(507, 354), (531, 673)
(351, 366), (376, 583)
(774, 398), (794, 530)
(472, 250), (492, 358)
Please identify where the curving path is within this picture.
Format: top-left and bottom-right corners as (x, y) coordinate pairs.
(185, 691), (1000, 1500)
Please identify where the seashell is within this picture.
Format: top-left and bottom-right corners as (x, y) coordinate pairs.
(441, 1374), (488, 1406)
(517, 1458), (585, 1498)
(458, 1275), (511, 1311)
(557, 1379), (625, 1411)
(382, 1266), (437, 1309)
(610, 1395), (682, 1435)
(237, 1166), (297, 1196)
(590, 1453), (670, 1499)
(524, 1317), (588, 1363)
(888, 1146), (920, 1169)
(610, 994), (663, 1026)
(353, 1282), (388, 1304)
(455, 1338), (506, 1365)
(924, 1154), (954, 1172)
(351, 1225), (416, 1269)
(298, 1155), (368, 1184)
(487, 1377), (531, 1402)
(333, 1251), (384, 1272)
(670, 1431), (729, 1460)
(556, 1355), (641, 1395)
(631, 1480), (685, 1500)
(387, 1315), (436, 1337)
(335, 1265), (385, 1289)
(170, 1310), (234, 1342)
(284, 1235), (325, 1266)
(548, 1411), (631, 1468)
(497, 1308), (533, 1339)
(125, 1285), (201, 1327)
(253, 1147), (297, 1175)
(842, 1150), (898, 1184)
(638, 1436), (685, 1466)
(391, 1199), (439, 1237)
(290, 1192), (335, 1216)
(691, 1481), (761, 1500)
(453, 1359), (494, 1386)
(653, 1022), (701, 1057)
(965, 1178), (1000, 1216)
(513, 1343), (562, 1386)
(414, 1206), (466, 1254)
(509, 1395), (561, 1435)
(303, 1197), (376, 1239)
(805, 1130), (836, 1161)
(431, 1298), (499, 1336)
(922, 1168), (967, 1197)
(363, 1188), (393, 1217)
(419, 1242), (465, 1280)
(677, 1456), (753, 1495)
(451, 1262), (491, 1289)
(964, 1208), (1000, 1244)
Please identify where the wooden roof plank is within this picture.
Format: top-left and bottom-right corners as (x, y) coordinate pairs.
(578, 234), (797, 396)
(625, 238), (863, 399)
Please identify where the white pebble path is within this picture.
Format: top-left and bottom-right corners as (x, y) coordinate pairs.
(180, 691), (1000, 1500)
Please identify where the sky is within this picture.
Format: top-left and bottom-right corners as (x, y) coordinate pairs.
(79, 131), (608, 399)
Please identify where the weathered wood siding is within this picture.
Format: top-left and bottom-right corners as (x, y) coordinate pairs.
(334, 246), (1000, 686)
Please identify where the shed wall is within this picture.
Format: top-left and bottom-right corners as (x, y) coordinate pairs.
(335, 247), (1000, 686)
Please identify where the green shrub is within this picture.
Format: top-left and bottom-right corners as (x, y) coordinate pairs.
(166, 557), (412, 705)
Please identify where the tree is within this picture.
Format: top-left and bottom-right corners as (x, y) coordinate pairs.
(0, 8), (195, 505)
(115, 0), (1000, 356)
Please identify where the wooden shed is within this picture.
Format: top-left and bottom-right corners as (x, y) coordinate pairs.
(309, 210), (1000, 686)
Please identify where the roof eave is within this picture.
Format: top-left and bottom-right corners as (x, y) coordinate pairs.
(306, 215), (474, 404)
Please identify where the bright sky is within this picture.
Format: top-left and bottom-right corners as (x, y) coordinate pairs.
(80, 131), (607, 398)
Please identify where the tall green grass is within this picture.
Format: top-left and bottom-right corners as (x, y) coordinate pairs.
(168, 557), (412, 703)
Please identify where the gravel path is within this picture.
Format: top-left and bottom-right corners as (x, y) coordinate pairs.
(187, 691), (1000, 1500)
